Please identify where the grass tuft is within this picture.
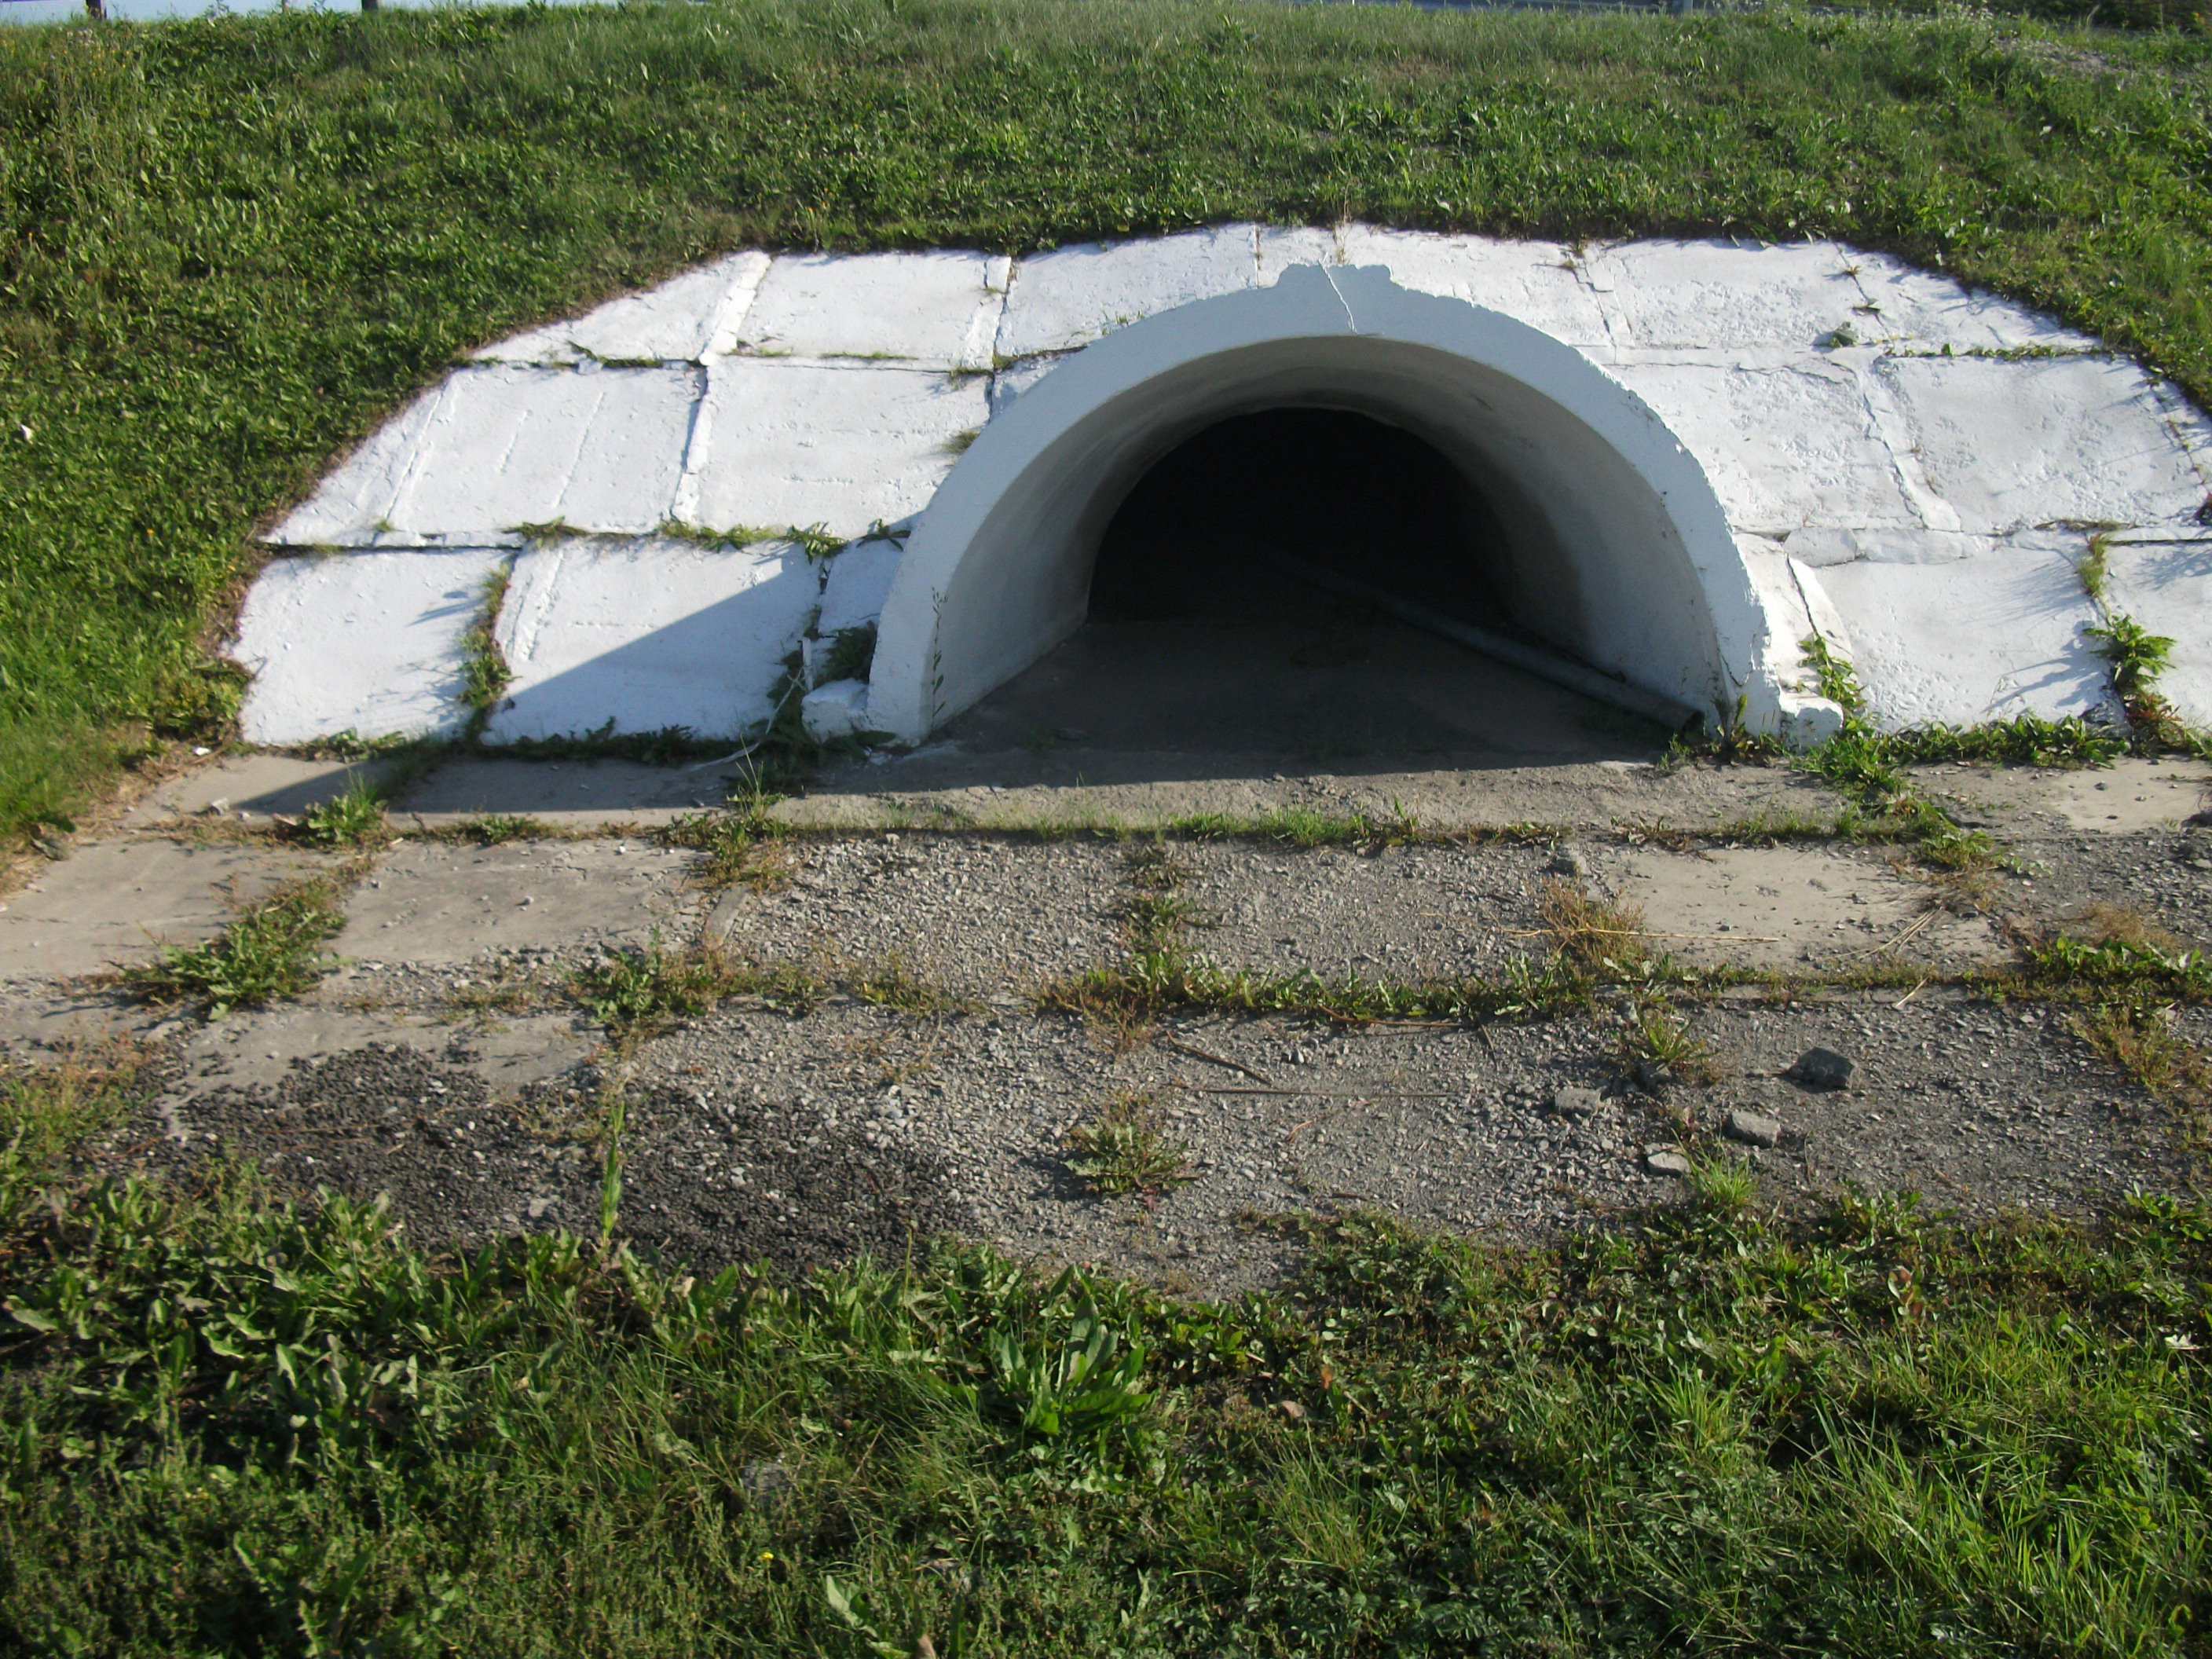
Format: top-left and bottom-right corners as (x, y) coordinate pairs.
(122, 873), (350, 1017)
(296, 781), (387, 848)
(1065, 1090), (1198, 1198)
(450, 811), (551, 845)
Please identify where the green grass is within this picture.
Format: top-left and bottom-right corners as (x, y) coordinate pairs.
(4, 0), (2212, 842)
(2, 1159), (2208, 1655)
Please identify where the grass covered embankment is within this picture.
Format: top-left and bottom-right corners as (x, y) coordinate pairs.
(1, 1058), (2207, 1654)
(2, 0), (2212, 841)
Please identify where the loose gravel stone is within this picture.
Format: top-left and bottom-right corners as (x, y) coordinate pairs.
(1548, 1086), (1606, 1119)
(1787, 1047), (1855, 1090)
(1724, 1108), (1783, 1148)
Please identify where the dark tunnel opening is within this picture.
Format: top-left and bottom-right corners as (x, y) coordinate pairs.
(1088, 408), (1514, 631)
(937, 405), (1670, 763)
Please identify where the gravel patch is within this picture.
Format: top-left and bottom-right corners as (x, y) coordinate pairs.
(709, 833), (1126, 994)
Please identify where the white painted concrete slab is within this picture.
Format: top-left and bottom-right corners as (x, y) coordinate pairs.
(280, 366), (700, 544)
(817, 539), (903, 636)
(1609, 359), (1919, 535)
(474, 252), (769, 365)
(1816, 551), (2115, 728)
(1848, 258), (2102, 354)
(987, 352), (1070, 417)
(995, 225), (1261, 358)
(1876, 353), (2208, 534)
(1784, 527), (1996, 567)
(2104, 540), (2212, 727)
(739, 251), (1009, 366)
(236, 550), (507, 744)
(1594, 239), (1866, 353)
(1329, 227), (1610, 349)
(270, 386), (449, 547)
(488, 538), (819, 742)
(688, 358), (987, 538)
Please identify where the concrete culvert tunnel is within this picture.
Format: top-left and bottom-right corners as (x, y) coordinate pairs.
(871, 267), (1771, 756)
(943, 403), (1701, 764)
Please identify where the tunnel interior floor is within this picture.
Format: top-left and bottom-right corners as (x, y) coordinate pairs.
(940, 587), (1665, 767)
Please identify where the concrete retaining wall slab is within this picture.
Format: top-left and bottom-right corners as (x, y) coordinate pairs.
(1818, 550), (2115, 728)
(688, 359), (987, 539)
(739, 251), (1009, 366)
(235, 549), (507, 744)
(1876, 353), (2209, 535)
(995, 225), (1262, 358)
(474, 252), (770, 365)
(489, 538), (819, 742)
(2105, 540), (2212, 727)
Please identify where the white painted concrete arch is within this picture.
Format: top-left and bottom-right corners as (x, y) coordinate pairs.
(871, 264), (1779, 744)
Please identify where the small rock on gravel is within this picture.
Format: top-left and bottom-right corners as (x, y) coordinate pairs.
(1547, 1086), (1605, 1119)
(1786, 1046), (1855, 1091)
(1548, 849), (1590, 878)
(1723, 1108), (1782, 1148)
(1644, 1146), (1693, 1176)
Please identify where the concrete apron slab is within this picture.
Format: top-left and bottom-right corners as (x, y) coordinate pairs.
(342, 839), (703, 966)
(389, 756), (738, 829)
(781, 753), (1835, 834)
(174, 1006), (589, 1103)
(1919, 756), (2212, 834)
(704, 829), (2005, 994)
(0, 840), (327, 980)
(125, 755), (401, 826)
(1602, 844), (1999, 972)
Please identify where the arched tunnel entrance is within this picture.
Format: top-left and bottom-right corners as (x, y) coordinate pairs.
(944, 406), (1679, 763)
(867, 267), (1780, 753)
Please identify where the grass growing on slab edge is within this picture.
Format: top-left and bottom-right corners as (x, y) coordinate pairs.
(1, 1142), (2208, 1656)
(5, 0), (2212, 848)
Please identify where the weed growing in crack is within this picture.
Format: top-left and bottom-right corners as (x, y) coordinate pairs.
(2027, 936), (2212, 998)
(124, 873), (350, 1016)
(1066, 1091), (1197, 1198)
(459, 562), (515, 731)
(1538, 877), (1654, 977)
(1681, 1147), (1759, 1218)
(814, 621), (877, 686)
(1166, 804), (1429, 849)
(1620, 994), (1723, 1086)
(446, 971), (544, 1027)
(1794, 637), (2040, 873)
(2071, 998), (2212, 1114)
(852, 956), (969, 1014)
(297, 780), (388, 848)
(570, 934), (749, 1040)
(597, 1088), (626, 1250)
(451, 813), (552, 845)
(662, 809), (792, 893)
(2086, 613), (2176, 709)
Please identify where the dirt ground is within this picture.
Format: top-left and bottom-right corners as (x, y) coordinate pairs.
(5, 745), (2209, 1295)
